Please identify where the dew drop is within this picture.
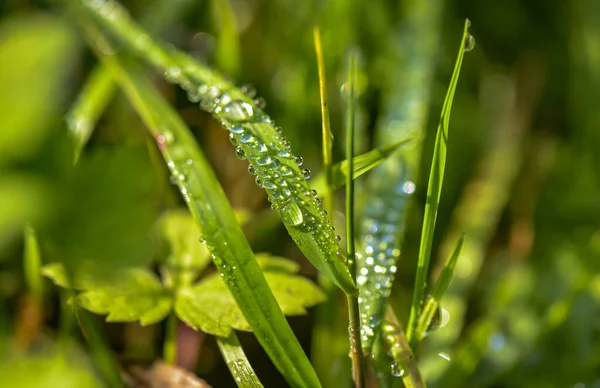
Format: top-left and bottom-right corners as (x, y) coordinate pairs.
(223, 100), (255, 122)
(255, 177), (263, 187)
(229, 133), (238, 146)
(199, 236), (206, 244)
(248, 165), (256, 175)
(254, 97), (267, 109)
(241, 84), (257, 98)
(263, 180), (276, 189)
(240, 132), (254, 144)
(230, 125), (244, 134)
(335, 235), (342, 242)
(294, 155), (303, 166)
(464, 34), (476, 52)
(310, 189), (318, 197)
(164, 67), (182, 83)
(279, 199), (304, 226)
(302, 168), (311, 179)
(390, 362), (405, 377)
(275, 126), (283, 134)
(235, 146), (246, 160)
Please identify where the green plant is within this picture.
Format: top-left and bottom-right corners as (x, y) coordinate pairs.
(8, 1), (598, 388)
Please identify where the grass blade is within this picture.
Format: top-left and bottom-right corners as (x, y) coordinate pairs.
(414, 235), (464, 344)
(345, 51), (366, 388)
(67, 66), (116, 162)
(80, 0), (356, 296)
(84, 33), (320, 387)
(217, 332), (264, 388)
(313, 27), (334, 218)
(356, 0), (444, 352)
(212, 0), (240, 78)
(311, 138), (414, 194)
(381, 306), (424, 388)
(405, 19), (472, 344)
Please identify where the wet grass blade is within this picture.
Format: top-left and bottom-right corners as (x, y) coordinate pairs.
(80, 0), (356, 296)
(344, 51), (366, 388)
(414, 235), (464, 345)
(217, 332), (264, 388)
(382, 306), (424, 388)
(311, 138), (414, 194)
(405, 19), (472, 344)
(84, 34), (321, 387)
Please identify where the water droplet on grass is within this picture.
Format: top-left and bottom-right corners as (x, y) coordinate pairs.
(235, 146), (246, 159)
(390, 362), (405, 377)
(464, 34), (476, 52)
(279, 199), (303, 226)
(223, 100), (255, 122)
(294, 156), (303, 166)
(302, 168), (311, 179)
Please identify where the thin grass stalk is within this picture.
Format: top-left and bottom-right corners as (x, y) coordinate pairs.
(310, 26), (352, 387)
(345, 51), (366, 388)
(405, 19), (472, 345)
(163, 313), (178, 364)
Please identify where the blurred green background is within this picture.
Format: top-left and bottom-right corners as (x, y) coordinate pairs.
(0, 0), (598, 387)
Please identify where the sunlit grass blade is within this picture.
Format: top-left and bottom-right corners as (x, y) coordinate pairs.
(356, 0), (443, 353)
(23, 225), (42, 302)
(313, 27), (334, 218)
(345, 51), (366, 388)
(311, 138), (414, 194)
(405, 19), (472, 344)
(414, 235), (464, 345)
(80, 0), (356, 296)
(84, 33), (320, 387)
(212, 0), (240, 78)
(217, 332), (264, 388)
(67, 0), (195, 161)
(381, 306), (424, 388)
(310, 26), (351, 387)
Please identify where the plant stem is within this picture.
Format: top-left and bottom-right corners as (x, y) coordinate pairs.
(345, 51), (366, 388)
(163, 312), (178, 364)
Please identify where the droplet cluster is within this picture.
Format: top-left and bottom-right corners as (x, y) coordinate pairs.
(157, 68), (347, 275)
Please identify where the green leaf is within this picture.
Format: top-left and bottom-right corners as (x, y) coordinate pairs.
(415, 235), (465, 343)
(80, 27), (322, 386)
(212, 0), (240, 77)
(176, 257), (325, 336)
(405, 19), (471, 344)
(77, 268), (172, 326)
(310, 138), (414, 195)
(217, 332), (264, 388)
(0, 15), (78, 166)
(255, 253), (300, 274)
(154, 209), (211, 287)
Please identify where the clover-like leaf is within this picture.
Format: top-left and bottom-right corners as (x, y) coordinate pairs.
(154, 209), (211, 286)
(78, 268), (172, 326)
(176, 255), (325, 337)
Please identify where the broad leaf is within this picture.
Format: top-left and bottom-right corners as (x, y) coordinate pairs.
(78, 268), (172, 326)
(176, 256), (325, 337)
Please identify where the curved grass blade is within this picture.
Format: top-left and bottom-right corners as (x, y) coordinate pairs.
(311, 138), (414, 195)
(356, 0), (444, 352)
(85, 38), (321, 388)
(217, 332), (264, 388)
(405, 19), (472, 343)
(67, 0), (195, 161)
(80, 0), (355, 296)
(414, 235), (464, 345)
